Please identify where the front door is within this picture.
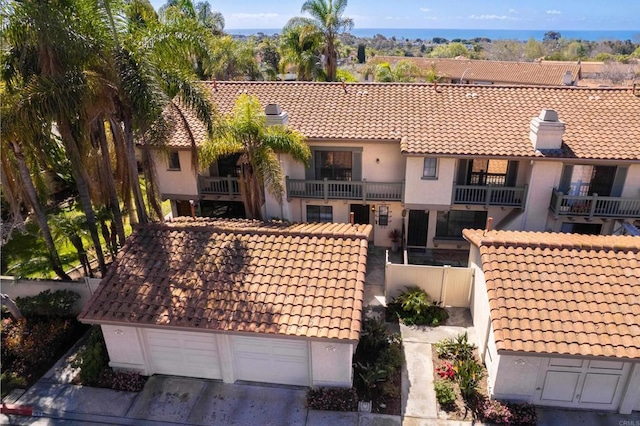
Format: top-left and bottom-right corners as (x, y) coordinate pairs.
(589, 165), (616, 196)
(350, 204), (370, 224)
(407, 210), (428, 247)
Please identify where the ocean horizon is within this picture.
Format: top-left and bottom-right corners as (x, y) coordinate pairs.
(227, 28), (640, 42)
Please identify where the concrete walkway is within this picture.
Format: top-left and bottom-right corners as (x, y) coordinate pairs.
(401, 309), (476, 426)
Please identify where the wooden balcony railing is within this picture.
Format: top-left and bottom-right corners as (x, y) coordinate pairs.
(286, 177), (404, 202)
(452, 184), (527, 208)
(550, 189), (640, 218)
(198, 175), (240, 197)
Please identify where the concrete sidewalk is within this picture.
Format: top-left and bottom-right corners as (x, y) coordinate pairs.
(401, 309), (476, 426)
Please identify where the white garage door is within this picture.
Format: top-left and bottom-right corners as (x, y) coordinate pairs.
(145, 329), (222, 380)
(232, 336), (310, 386)
(536, 358), (631, 410)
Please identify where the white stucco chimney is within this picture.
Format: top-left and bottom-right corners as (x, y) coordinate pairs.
(530, 109), (565, 152)
(562, 70), (574, 86)
(265, 104), (289, 127)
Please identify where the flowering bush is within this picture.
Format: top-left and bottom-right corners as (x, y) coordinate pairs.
(436, 361), (455, 380)
(472, 396), (537, 425)
(306, 387), (359, 411)
(98, 370), (147, 392)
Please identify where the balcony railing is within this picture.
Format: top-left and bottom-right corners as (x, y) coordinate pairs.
(550, 189), (640, 219)
(199, 175), (240, 197)
(452, 184), (527, 208)
(286, 177), (404, 202)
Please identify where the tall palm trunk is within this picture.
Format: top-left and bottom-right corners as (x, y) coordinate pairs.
(95, 117), (126, 247)
(326, 35), (337, 81)
(122, 113), (149, 224)
(10, 142), (71, 280)
(57, 117), (107, 275)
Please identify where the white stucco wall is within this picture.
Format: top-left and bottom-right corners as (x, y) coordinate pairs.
(467, 245), (491, 360)
(491, 354), (543, 401)
(311, 341), (354, 387)
(153, 149), (198, 198)
(101, 325), (147, 373)
(519, 160), (563, 232)
(622, 164), (640, 199)
(404, 157), (456, 207)
(284, 140), (405, 182)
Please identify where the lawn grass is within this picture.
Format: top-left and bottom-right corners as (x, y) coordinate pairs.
(1, 192), (170, 279)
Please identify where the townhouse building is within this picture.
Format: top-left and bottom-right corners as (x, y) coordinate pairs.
(154, 82), (640, 250)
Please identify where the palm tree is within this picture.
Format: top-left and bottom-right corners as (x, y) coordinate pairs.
(51, 211), (93, 278)
(286, 0), (354, 81)
(195, 2), (225, 35)
(363, 59), (424, 82)
(3, 0), (109, 274)
(1, 84), (72, 280)
(279, 24), (323, 81)
(199, 94), (311, 219)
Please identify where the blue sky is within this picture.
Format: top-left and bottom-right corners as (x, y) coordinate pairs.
(148, 0), (640, 31)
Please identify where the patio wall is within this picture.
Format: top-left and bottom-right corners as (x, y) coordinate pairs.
(0, 276), (101, 315)
(385, 258), (473, 308)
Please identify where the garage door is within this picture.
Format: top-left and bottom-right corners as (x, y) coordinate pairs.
(145, 329), (222, 380)
(232, 336), (310, 386)
(536, 358), (631, 410)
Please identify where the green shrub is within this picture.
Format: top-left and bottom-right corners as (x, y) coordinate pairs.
(388, 287), (448, 326)
(434, 380), (456, 407)
(1, 316), (85, 397)
(73, 327), (109, 386)
(454, 358), (485, 400)
(306, 387), (358, 411)
(435, 332), (476, 361)
(16, 290), (80, 318)
(355, 318), (390, 363)
(355, 362), (387, 400)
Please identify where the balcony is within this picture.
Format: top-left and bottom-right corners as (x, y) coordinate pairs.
(452, 185), (527, 208)
(199, 175), (240, 197)
(550, 189), (640, 219)
(286, 177), (404, 202)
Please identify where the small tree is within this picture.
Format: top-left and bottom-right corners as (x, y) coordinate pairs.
(199, 95), (311, 219)
(357, 44), (366, 63)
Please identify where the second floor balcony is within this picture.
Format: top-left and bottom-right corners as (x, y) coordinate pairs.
(550, 189), (640, 219)
(199, 175), (240, 197)
(286, 177), (404, 202)
(452, 184), (528, 208)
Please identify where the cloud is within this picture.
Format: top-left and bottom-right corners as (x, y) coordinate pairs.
(508, 8), (518, 14)
(546, 10), (561, 15)
(468, 14), (519, 21)
(231, 12), (279, 19)
(419, 8), (430, 12)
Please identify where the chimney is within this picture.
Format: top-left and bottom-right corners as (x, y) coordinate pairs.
(562, 70), (573, 86)
(265, 104), (288, 127)
(530, 109), (565, 152)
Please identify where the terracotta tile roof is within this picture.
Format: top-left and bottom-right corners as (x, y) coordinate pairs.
(374, 57), (581, 86)
(79, 218), (372, 341)
(464, 229), (640, 359)
(165, 81), (640, 161)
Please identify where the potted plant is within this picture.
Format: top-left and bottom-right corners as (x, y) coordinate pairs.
(387, 229), (401, 252)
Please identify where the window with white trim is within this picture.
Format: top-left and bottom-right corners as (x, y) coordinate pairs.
(168, 151), (181, 170)
(422, 157), (438, 179)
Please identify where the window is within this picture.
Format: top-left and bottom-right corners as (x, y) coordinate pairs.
(422, 158), (438, 179)
(315, 151), (352, 180)
(378, 205), (389, 226)
(436, 210), (487, 239)
(168, 151), (181, 170)
(307, 205), (333, 223)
